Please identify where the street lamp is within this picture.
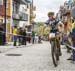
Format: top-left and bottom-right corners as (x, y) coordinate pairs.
(3, 0), (7, 44)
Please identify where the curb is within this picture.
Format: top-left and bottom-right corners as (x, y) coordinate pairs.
(0, 42), (33, 53)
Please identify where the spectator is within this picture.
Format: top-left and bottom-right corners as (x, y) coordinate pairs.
(67, 20), (75, 61)
(69, 5), (75, 62)
(18, 27), (22, 46)
(35, 34), (38, 43)
(13, 26), (18, 46)
(72, 24), (75, 62)
(0, 23), (5, 45)
(28, 34), (31, 43)
(32, 31), (35, 44)
(38, 35), (41, 43)
(22, 29), (27, 45)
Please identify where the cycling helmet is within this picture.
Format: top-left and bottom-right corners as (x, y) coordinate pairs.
(48, 12), (54, 17)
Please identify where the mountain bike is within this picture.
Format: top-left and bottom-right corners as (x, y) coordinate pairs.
(49, 32), (61, 67)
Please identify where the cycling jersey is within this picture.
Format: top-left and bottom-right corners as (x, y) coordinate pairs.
(45, 18), (59, 33)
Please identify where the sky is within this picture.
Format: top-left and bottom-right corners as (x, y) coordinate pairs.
(33, 0), (67, 22)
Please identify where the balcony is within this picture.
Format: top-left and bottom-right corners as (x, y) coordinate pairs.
(26, 0), (31, 3)
(13, 13), (20, 20)
(19, 12), (28, 21)
(20, 0), (26, 4)
(30, 13), (36, 19)
(13, 0), (27, 4)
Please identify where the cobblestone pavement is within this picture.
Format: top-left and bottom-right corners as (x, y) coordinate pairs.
(0, 41), (75, 71)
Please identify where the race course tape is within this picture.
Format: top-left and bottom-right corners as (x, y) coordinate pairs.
(63, 42), (75, 50)
(0, 31), (30, 38)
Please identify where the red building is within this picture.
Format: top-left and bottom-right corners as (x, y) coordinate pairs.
(0, 5), (4, 16)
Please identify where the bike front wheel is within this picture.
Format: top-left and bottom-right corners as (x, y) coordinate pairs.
(51, 41), (59, 67)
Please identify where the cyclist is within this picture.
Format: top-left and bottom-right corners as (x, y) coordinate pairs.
(45, 11), (62, 56)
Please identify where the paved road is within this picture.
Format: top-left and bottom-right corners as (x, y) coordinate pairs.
(0, 41), (75, 71)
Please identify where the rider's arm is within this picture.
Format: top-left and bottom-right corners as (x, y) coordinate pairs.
(58, 21), (64, 32)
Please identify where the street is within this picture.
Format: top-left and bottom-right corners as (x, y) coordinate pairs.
(0, 0), (75, 71)
(0, 41), (75, 71)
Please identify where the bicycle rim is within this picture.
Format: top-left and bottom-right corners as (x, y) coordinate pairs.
(51, 41), (58, 67)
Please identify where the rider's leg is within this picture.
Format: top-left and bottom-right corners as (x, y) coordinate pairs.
(56, 38), (62, 56)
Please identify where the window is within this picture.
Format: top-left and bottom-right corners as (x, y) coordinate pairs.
(6, 1), (9, 8)
(0, 0), (3, 5)
(13, 1), (20, 14)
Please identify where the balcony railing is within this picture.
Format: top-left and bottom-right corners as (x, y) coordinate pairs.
(19, 12), (28, 21)
(13, 13), (20, 19)
(30, 13), (36, 19)
(13, 0), (27, 4)
(20, 0), (26, 4)
(13, 13), (28, 21)
(26, 0), (31, 3)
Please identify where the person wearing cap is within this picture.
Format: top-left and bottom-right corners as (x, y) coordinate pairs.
(70, 6), (75, 62)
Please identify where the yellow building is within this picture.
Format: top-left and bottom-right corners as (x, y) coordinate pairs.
(6, 0), (11, 42)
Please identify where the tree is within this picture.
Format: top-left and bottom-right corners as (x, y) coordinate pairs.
(44, 27), (50, 35)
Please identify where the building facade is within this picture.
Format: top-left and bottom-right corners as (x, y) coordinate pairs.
(0, 0), (11, 42)
(0, 0), (32, 42)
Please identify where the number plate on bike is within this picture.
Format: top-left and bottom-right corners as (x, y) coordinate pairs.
(49, 33), (55, 38)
